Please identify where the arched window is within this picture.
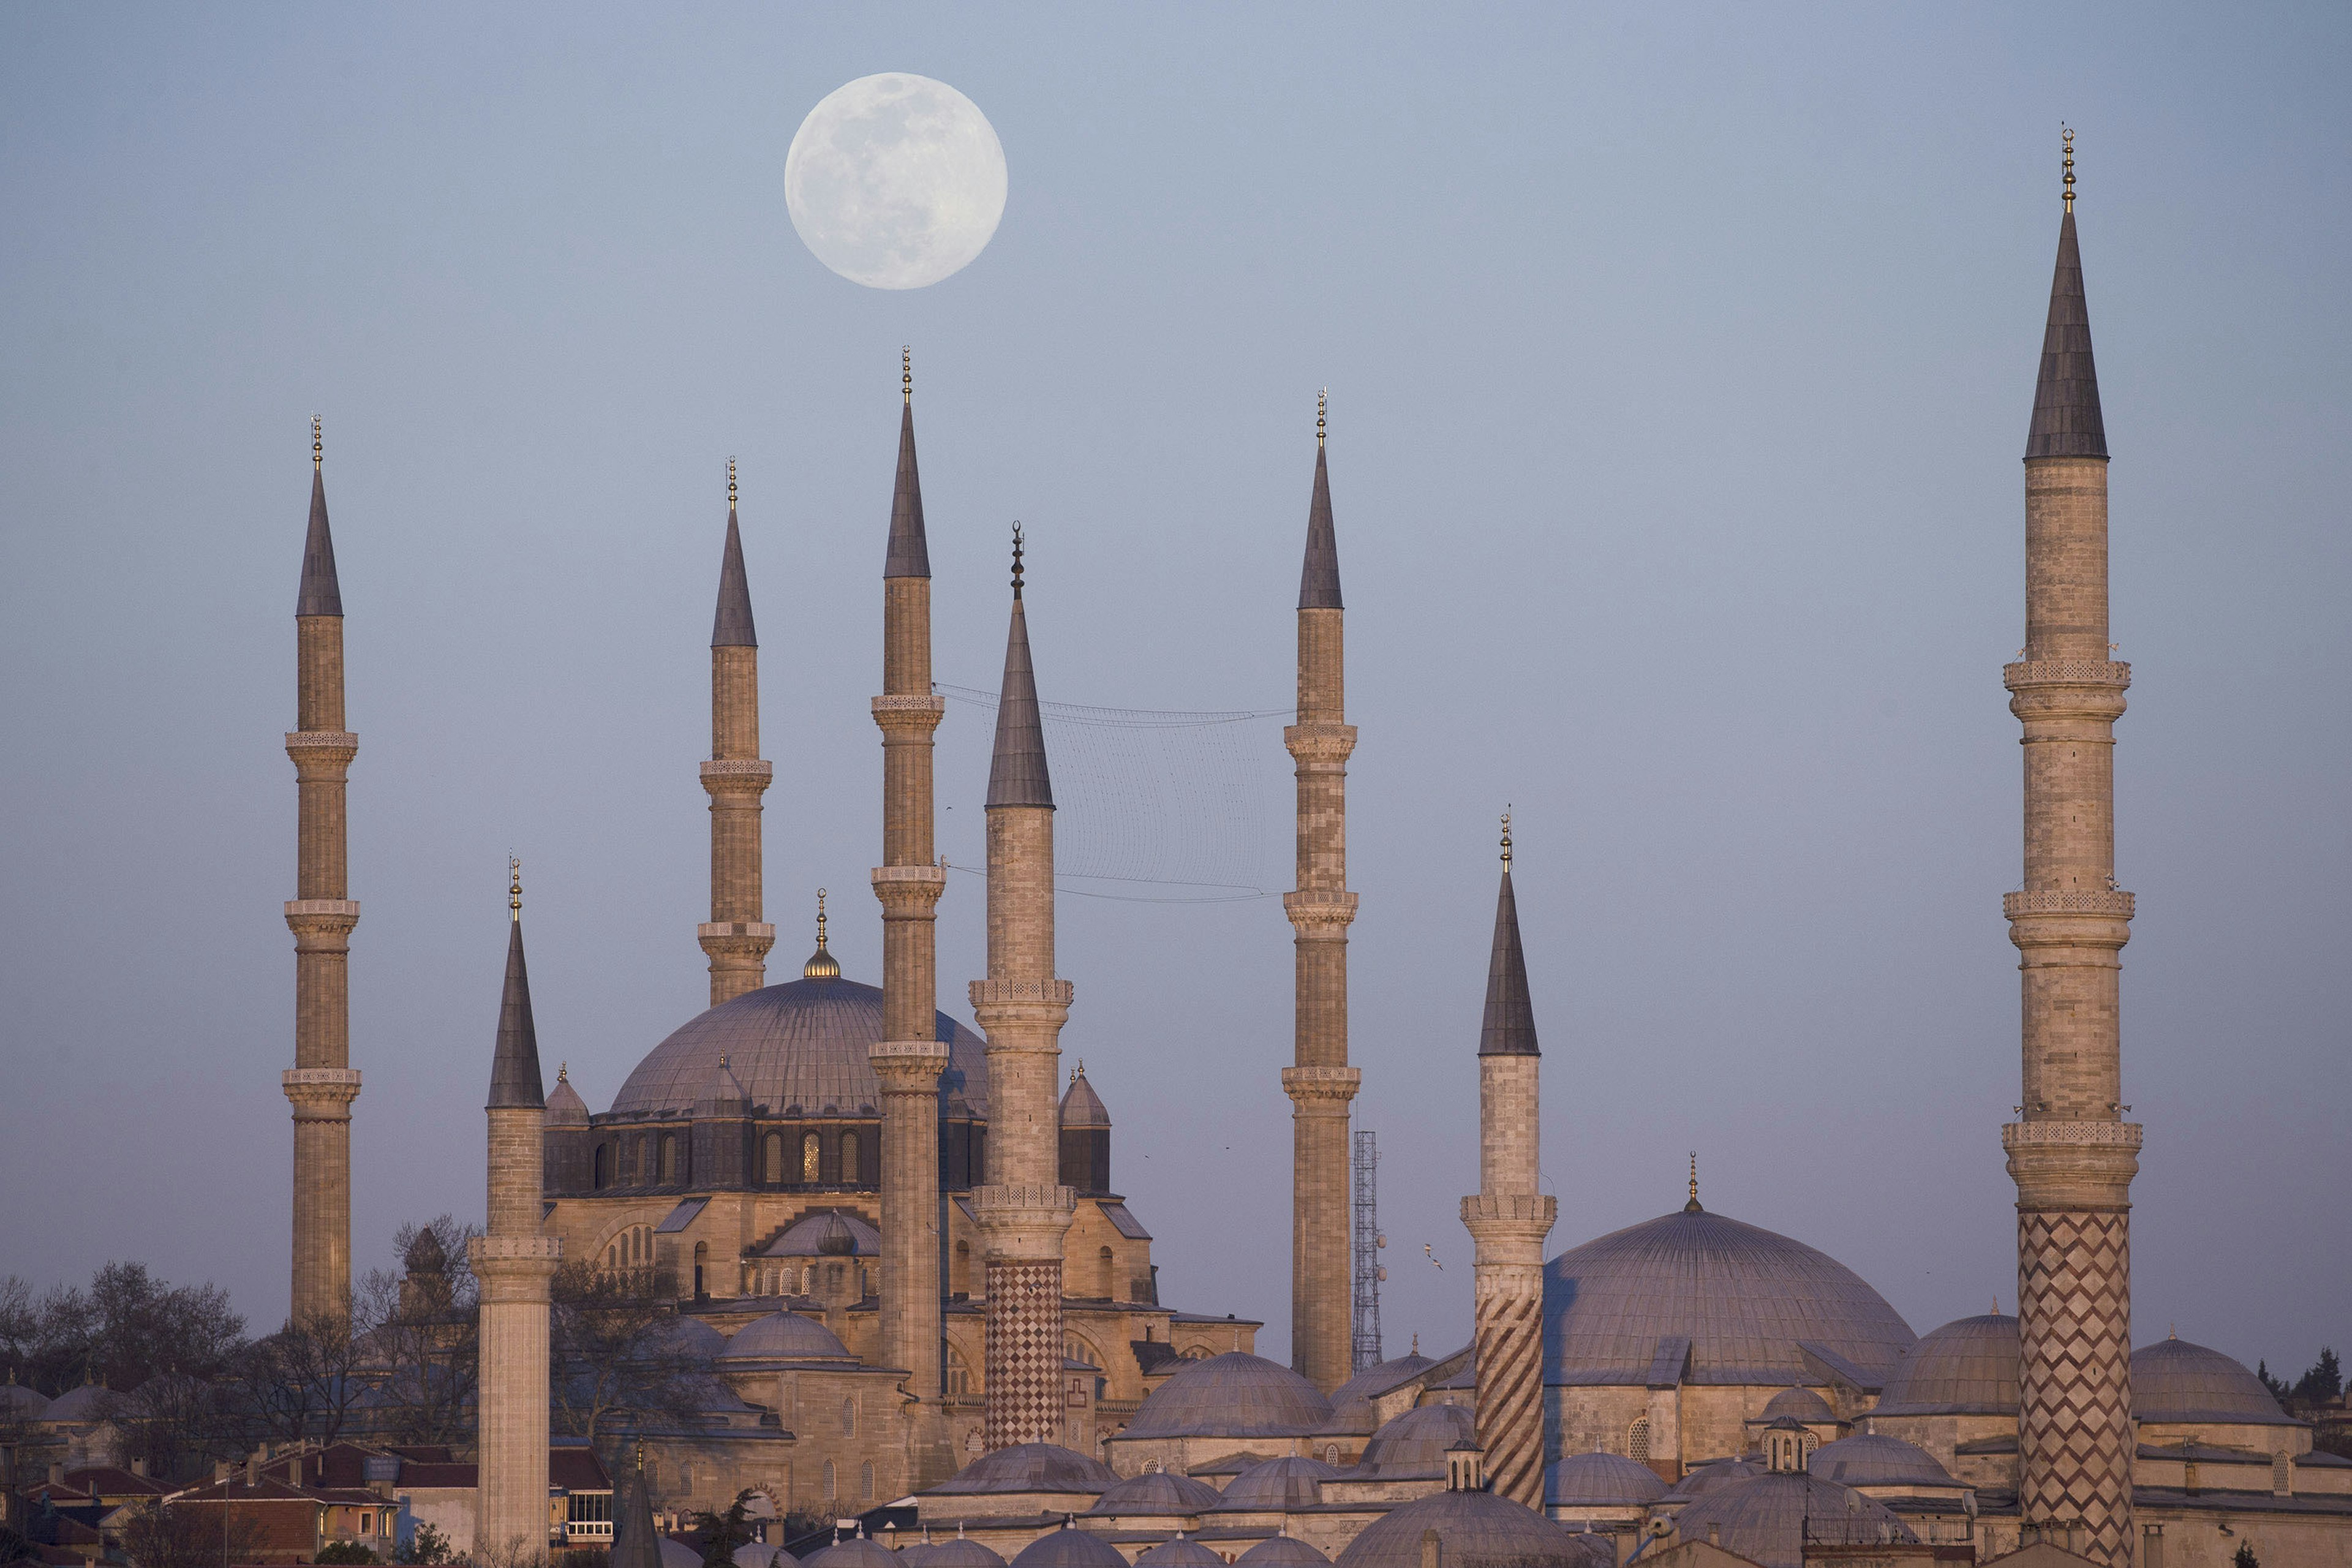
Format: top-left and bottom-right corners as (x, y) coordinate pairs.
(1324, 1444), (1340, 1466)
(658, 1135), (678, 1185)
(1096, 1246), (1116, 1300)
(841, 1396), (856, 1437)
(802, 1133), (821, 1183)
(763, 1133), (784, 1184)
(821, 1461), (835, 1501)
(633, 1136), (649, 1185)
(946, 1344), (973, 1398)
(840, 1131), (860, 1184)
(952, 1240), (971, 1297)
(693, 1241), (709, 1297)
(859, 1461), (874, 1500)
(593, 1145), (610, 1190)
(1628, 1415), (1651, 1463)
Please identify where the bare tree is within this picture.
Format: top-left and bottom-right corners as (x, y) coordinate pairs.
(549, 1265), (707, 1446)
(241, 1306), (377, 1449)
(361, 1219), (480, 1449)
(117, 1501), (262, 1568)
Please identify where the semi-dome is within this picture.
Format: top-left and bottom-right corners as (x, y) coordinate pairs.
(611, 978), (988, 1118)
(1335, 1489), (1605, 1568)
(1237, 1540), (1330, 1566)
(1354, 1402), (1476, 1478)
(759, 1211), (880, 1259)
(715, 1310), (853, 1365)
(1124, 1352), (1334, 1439)
(1807, 1435), (1956, 1490)
(1870, 1314), (2018, 1416)
(929, 1444), (1118, 1496)
(1672, 1474), (1913, 1568)
(1213, 1456), (1339, 1512)
(1544, 1452), (1668, 1507)
(1134, 1541), (1225, 1568)
(1009, 1528), (1128, 1568)
(2132, 1336), (2296, 1426)
(1088, 1470), (1222, 1516)
(1761, 1386), (1836, 1423)
(1545, 1208), (1914, 1387)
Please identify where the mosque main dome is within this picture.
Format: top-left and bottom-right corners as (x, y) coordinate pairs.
(1544, 1208), (1915, 1387)
(610, 975), (989, 1118)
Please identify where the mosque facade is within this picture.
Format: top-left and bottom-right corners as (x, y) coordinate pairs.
(274, 151), (2348, 1568)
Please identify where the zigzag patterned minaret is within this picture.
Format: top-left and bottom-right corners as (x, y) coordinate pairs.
(869, 355), (955, 1486)
(284, 417), (363, 1325)
(471, 864), (559, 1559)
(970, 529), (1076, 1451)
(1461, 817), (1555, 1510)
(698, 461), (776, 1006)
(2002, 131), (2139, 1568)
(1284, 394), (1360, 1395)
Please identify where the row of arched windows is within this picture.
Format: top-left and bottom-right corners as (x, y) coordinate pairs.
(600, 1224), (654, 1271)
(818, 1460), (875, 1502)
(587, 1128), (868, 1191)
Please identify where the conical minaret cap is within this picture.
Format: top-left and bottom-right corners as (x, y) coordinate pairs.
(296, 466), (344, 617)
(986, 564), (1054, 810)
(1298, 445), (1343, 610)
(712, 506), (758, 647)
(884, 401), (931, 579)
(2025, 208), (2108, 460)
(1479, 861), (1538, 1057)
(486, 919), (547, 1109)
(609, 1457), (661, 1568)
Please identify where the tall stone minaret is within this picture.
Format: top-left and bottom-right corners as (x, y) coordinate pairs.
(1460, 816), (1555, 1511)
(699, 460), (776, 1006)
(471, 862), (559, 1559)
(970, 529), (1076, 1452)
(2002, 131), (2139, 1568)
(869, 355), (954, 1486)
(1283, 394), (1360, 1395)
(284, 417), (363, 1325)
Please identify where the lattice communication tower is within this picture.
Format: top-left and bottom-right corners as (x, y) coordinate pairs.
(1351, 1128), (1385, 1371)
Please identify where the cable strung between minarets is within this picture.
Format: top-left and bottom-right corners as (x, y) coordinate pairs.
(284, 417), (363, 1326)
(699, 459), (777, 1006)
(870, 351), (956, 1488)
(1284, 392), (1362, 1395)
(970, 526), (1077, 1452)
(1461, 815), (1555, 1510)
(2002, 128), (2139, 1568)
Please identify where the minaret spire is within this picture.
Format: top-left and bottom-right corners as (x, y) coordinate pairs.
(1461, 813), (1554, 1509)
(870, 355), (954, 1485)
(284, 417), (362, 1325)
(970, 530), (1076, 1451)
(699, 461), (775, 1005)
(2003, 132), (2139, 1568)
(1284, 394), (1360, 1395)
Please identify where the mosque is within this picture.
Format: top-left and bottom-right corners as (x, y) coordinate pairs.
(265, 148), (2349, 1568)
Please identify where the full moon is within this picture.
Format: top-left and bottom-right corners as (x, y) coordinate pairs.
(785, 74), (1008, 290)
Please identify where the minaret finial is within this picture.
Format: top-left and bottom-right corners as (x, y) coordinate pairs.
(311, 415), (322, 469)
(509, 856), (522, 922)
(1685, 1152), (1702, 1213)
(557, 1061), (568, 1082)
(803, 888), (840, 979)
(1500, 807), (1512, 869)
(1011, 522), (1025, 598)
(903, 345), (913, 405)
(728, 456), (737, 513)
(816, 888), (827, 947)
(2062, 124), (2075, 213)
(1317, 388), (1327, 448)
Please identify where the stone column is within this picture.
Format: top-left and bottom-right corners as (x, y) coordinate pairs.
(1285, 420), (1359, 1395)
(286, 428), (361, 1326)
(2004, 164), (2138, 1568)
(699, 469), (776, 1006)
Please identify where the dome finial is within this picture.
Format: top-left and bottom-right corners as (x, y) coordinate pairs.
(558, 1061), (568, 1082)
(1072, 1058), (1085, 1084)
(803, 888), (840, 979)
(509, 856), (522, 922)
(2062, 124), (2076, 213)
(1686, 1152), (1702, 1213)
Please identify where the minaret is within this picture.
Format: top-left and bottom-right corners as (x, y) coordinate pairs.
(699, 459), (777, 1006)
(969, 527), (1076, 1452)
(869, 353), (955, 1483)
(2002, 130), (2139, 1568)
(470, 861), (560, 1559)
(284, 417), (363, 1325)
(1460, 815), (1555, 1511)
(1283, 393), (1360, 1395)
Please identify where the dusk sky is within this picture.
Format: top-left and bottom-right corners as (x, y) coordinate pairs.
(2, 6), (2346, 1374)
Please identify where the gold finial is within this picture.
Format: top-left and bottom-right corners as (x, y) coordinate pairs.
(1500, 807), (1513, 869)
(1072, 1059), (1085, 1085)
(804, 888), (840, 979)
(728, 457), (737, 512)
(509, 856), (522, 921)
(1011, 522), (1025, 597)
(1316, 388), (1327, 448)
(311, 415), (322, 469)
(816, 889), (827, 946)
(903, 346), (913, 405)
(558, 1061), (568, 1082)
(2062, 124), (2076, 213)
(1684, 1152), (1702, 1213)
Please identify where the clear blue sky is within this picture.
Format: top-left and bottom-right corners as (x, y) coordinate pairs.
(2, 4), (2346, 1374)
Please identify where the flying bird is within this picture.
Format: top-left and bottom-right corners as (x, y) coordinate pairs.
(1424, 1243), (1443, 1272)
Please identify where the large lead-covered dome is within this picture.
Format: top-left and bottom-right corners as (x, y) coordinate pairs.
(1544, 1209), (1914, 1387)
(611, 977), (988, 1118)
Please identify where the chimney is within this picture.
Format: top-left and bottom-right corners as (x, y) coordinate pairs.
(131, 1458), (147, 1479)
(245, 1453), (260, 1487)
(1420, 1528), (1442, 1568)
(1708, 1525), (1722, 1548)
(48, 1463), (64, 1488)
(2143, 1525), (2165, 1568)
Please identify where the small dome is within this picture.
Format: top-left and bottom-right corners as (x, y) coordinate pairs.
(44, 1384), (111, 1422)
(651, 1315), (728, 1360)
(1009, 1528), (1128, 1568)
(1672, 1474), (1913, 1568)
(1213, 1457), (1339, 1512)
(1236, 1540), (1331, 1566)
(1871, 1315), (2018, 1417)
(1660, 1458), (1761, 1504)
(715, 1311), (853, 1364)
(1124, 1353), (1335, 1439)
(1135, 1541), (1225, 1568)
(1807, 1435), (1956, 1490)
(2133, 1336), (2296, 1426)
(734, 1545), (796, 1568)
(1087, 1471), (1221, 1517)
(928, 1444), (1118, 1496)
(660, 1539), (706, 1568)
(1060, 1068), (1112, 1129)
(1335, 1489), (1603, 1568)
(0, 1382), (51, 1419)
(1761, 1386), (1836, 1423)
(803, 1540), (896, 1568)
(546, 1067), (591, 1127)
(919, 1542), (1010, 1568)
(1354, 1402), (1476, 1478)
(1544, 1453), (1668, 1507)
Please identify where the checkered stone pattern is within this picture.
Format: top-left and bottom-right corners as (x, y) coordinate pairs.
(983, 1256), (1065, 1452)
(1474, 1286), (1546, 1510)
(2018, 1207), (2134, 1568)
